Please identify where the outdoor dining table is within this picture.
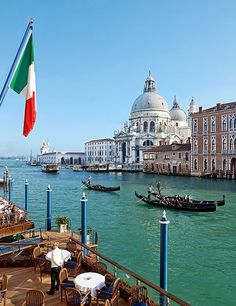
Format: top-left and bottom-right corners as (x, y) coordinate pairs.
(46, 249), (71, 263)
(74, 272), (105, 297)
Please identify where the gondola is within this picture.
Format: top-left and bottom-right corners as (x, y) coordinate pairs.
(135, 191), (225, 212)
(82, 181), (120, 192)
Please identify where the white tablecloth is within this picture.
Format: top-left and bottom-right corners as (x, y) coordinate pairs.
(74, 272), (105, 297)
(46, 249), (71, 262)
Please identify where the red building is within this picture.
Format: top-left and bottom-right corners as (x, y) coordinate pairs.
(191, 102), (236, 179)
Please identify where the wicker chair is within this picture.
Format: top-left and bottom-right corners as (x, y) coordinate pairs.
(129, 285), (149, 306)
(65, 288), (90, 306)
(33, 246), (45, 272)
(0, 274), (8, 306)
(59, 267), (75, 301)
(64, 250), (82, 277)
(39, 260), (51, 283)
(21, 289), (45, 306)
(66, 241), (78, 260)
(92, 261), (107, 276)
(96, 278), (120, 306)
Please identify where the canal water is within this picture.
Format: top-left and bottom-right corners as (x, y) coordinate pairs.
(1, 160), (235, 306)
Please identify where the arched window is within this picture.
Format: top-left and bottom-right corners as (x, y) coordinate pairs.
(194, 159), (198, 170)
(211, 120), (216, 132)
(234, 139), (236, 150)
(194, 140), (198, 153)
(143, 140), (154, 147)
(229, 119), (233, 131)
(178, 164), (182, 173)
(204, 159), (208, 170)
(212, 159), (216, 170)
(143, 121), (148, 132)
(204, 139), (208, 152)
(193, 120), (198, 134)
(223, 159), (227, 171)
(234, 118), (236, 130)
(222, 119), (227, 131)
(230, 139), (233, 150)
(222, 138), (227, 151)
(203, 119), (208, 134)
(150, 121), (155, 132)
(211, 138), (216, 151)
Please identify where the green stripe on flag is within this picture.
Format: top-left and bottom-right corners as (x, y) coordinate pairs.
(10, 34), (34, 94)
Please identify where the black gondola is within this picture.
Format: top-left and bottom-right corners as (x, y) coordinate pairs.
(82, 181), (120, 192)
(135, 191), (225, 212)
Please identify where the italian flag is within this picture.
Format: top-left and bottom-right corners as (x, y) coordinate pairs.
(10, 33), (36, 137)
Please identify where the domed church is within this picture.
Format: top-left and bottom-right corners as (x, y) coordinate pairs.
(113, 72), (196, 168)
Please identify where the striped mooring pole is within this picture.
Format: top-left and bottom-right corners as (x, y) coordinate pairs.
(25, 179), (29, 211)
(46, 184), (52, 231)
(81, 192), (88, 256)
(159, 210), (170, 306)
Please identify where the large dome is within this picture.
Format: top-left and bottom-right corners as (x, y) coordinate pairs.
(169, 96), (187, 121)
(131, 92), (169, 113)
(131, 73), (169, 114)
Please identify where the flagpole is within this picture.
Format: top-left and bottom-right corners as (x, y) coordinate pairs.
(0, 18), (33, 107)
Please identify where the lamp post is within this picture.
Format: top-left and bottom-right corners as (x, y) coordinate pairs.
(46, 184), (52, 231)
(159, 210), (170, 306)
(81, 192), (88, 256)
(25, 179), (29, 211)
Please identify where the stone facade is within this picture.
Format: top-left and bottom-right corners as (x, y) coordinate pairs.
(143, 143), (191, 175)
(114, 73), (194, 170)
(191, 102), (236, 179)
(85, 138), (115, 165)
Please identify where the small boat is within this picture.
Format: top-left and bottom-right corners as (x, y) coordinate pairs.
(82, 180), (120, 191)
(41, 164), (59, 173)
(135, 192), (225, 212)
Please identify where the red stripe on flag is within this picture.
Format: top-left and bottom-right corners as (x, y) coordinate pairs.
(23, 92), (36, 137)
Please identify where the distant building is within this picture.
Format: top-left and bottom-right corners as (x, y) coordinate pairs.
(143, 143), (191, 175)
(191, 102), (236, 179)
(114, 72), (195, 171)
(37, 143), (85, 165)
(85, 138), (115, 165)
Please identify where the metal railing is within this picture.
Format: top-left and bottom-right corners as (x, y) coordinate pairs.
(70, 236), (190, 306)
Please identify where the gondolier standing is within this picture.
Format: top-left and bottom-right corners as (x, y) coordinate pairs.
(157, 182), (161, 196)
(87, 176), (92, 184)
(148, 184), (153, 198)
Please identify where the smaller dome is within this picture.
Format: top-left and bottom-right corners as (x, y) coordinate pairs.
(170, 96), (187, 122)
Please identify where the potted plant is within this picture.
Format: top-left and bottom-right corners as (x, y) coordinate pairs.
(78, 226), (93, 244)
(55, 216), (70, 233)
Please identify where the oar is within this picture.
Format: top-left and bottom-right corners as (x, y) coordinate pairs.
(136, 193), (150, 203)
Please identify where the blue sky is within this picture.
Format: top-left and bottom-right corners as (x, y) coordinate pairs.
(1, 1), (236, 157)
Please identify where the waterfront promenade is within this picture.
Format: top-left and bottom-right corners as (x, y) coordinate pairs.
(1, 160), (235, 306)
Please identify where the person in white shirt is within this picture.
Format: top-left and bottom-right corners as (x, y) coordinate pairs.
(46, 241), (63, 295)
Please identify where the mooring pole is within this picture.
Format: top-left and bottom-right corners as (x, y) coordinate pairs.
(159, 210), (170, 306)
(46, 184), (52, 231)
(81, 192), (88, 256)
(8, 176), (12, 201)
(25, 179), (29, 211)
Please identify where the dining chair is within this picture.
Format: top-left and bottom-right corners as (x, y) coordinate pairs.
(59, 267), (75, 301)
(39, 260), (51, 283)
(129, 285), (149, 306)
(92, 261), (107, 275)
(65, 250), (82, 277)
(65, 288), (90, 306)
(21, 289), (45, 306)
(33, 245), (45, 272)
(0, 274), (8, 306)
(96, 277), (120, 305)
(66, 241), (78, 260)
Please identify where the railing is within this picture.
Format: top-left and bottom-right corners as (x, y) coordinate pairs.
(70, 236), (190, 306)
